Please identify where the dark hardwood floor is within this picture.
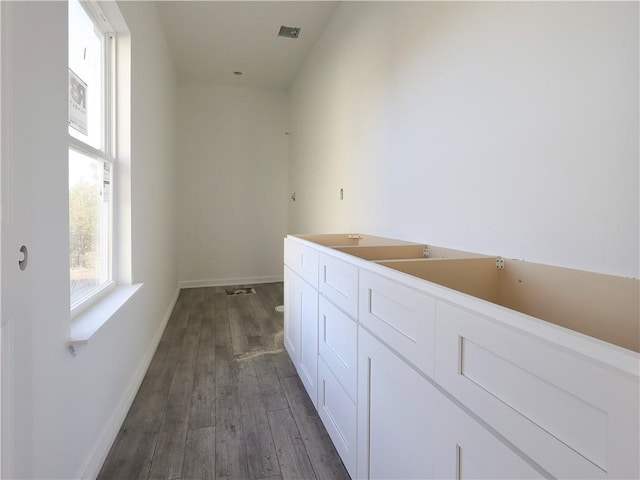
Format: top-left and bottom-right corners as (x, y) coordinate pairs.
(98, 283), (349, 480)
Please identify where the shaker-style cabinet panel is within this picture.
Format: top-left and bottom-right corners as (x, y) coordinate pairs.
(435, 301), (639, 480)
(433, 392), (543, 480)
(318, 296), (358, 402)
(357, 327), (435, 480)
(284, 266), (319, 408)
(317, 358), (357, 478)
(283, 266), (300, 365)
(284, 237), (319, 288)
(359, 269), (437, 378)
(319, 252), (359, 318)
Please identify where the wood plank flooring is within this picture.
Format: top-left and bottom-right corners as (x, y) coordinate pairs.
(98, 283), (349, 480)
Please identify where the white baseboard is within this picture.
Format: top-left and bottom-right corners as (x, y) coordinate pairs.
(179, 274), (284, 289)
(76, 287), (180, 479)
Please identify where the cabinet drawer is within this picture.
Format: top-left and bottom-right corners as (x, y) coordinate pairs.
(318, 296), (358, 402)
(435, 301), (639, 480)
(318, 358), (357, 478)
(285, 238), (319, 288)
(319, 253), (358, 318)
(433, 392), (542, 479)
(359, 269), (436, 378)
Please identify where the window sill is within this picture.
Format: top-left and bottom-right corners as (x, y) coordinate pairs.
(67, 283), (143, 356)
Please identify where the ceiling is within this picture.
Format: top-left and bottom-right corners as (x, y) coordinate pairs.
(156, 1), (339, 90)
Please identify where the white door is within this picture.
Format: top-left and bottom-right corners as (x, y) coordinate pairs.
(2, 4), (32, 475)
(1, 3), (68, 477)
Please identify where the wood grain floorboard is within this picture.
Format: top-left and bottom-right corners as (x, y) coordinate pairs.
(98, 282), (346, 480)
(237, 359), (280, 479)
(214, 344), (238, 389)
(228, 296), (250, 356)
(183, 426), (216, 480)
(213, 292), (230, 347)
(281, 376), (349, 480)
(258, 284), (285, 336)
(253, 356), (289, 412)
(215, 384), (249, 480)
(250, 289), (277, 338)
(270, 349), (297, 380)
(190, 309), (216, 430)
(237, 295), (263, 342)
(190, 362), (216, 430)
(98, 427), (157, 480)
(148, 403), (190, 479)
(268, 408), (316, 480)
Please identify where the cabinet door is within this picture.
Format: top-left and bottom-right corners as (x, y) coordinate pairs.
(298, 275), (319, 408)
(318, 358), (357, 478)
(357, 328), (435, 480)
(285, 267), (319, 408)
(433, 393), (543, 480)
(283, 266), (301, 365)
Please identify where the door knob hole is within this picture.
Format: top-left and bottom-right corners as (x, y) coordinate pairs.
(18, 245), (28, 271)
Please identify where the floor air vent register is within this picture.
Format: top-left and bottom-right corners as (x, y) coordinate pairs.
(225, 287), (256, 296)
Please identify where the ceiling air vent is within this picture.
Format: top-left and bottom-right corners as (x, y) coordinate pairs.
(278, 26), (301, 39)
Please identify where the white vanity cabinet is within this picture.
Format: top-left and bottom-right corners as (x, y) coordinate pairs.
(284, 234), (640, 480)
(284, 235), (362, 475)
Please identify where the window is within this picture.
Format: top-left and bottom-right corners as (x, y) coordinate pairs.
(68, 0), (115, 310)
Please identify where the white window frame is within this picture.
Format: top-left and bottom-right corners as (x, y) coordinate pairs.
(69, 0), (117, 315)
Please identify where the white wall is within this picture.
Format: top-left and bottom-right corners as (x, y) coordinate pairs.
(177, 83), (288, 287)
(1, 1), (178, 477)
(289, 1), (639, 278)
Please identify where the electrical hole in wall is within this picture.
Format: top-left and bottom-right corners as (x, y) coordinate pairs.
(225, 287), (256, 296)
